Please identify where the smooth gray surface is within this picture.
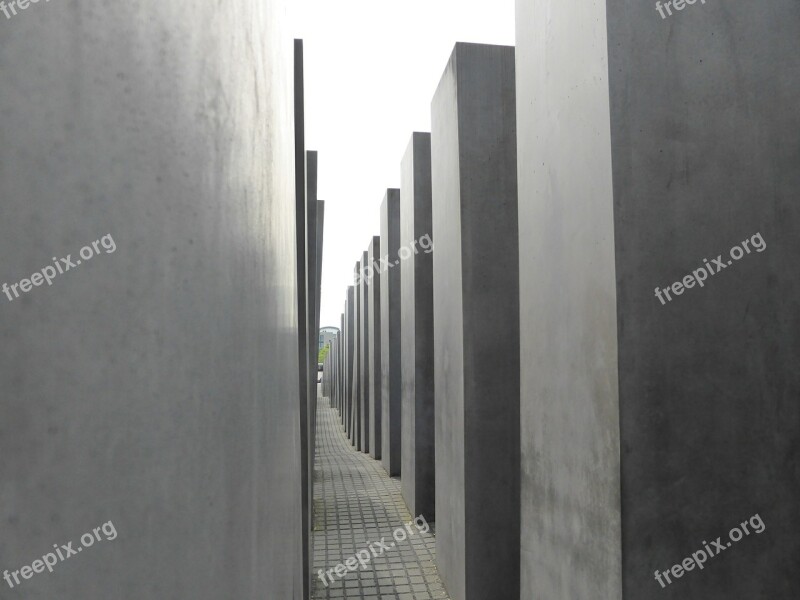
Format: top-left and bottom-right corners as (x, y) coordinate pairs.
(323, 333), (335, 399)
(606, 1), (800, 597)
(400, 133), (436, 520)
(293, 40), (312, 600)
(339, 300), (350, 426)
(517, 0), (800, 597)
(345, 287), (356, 442)
(316, 201), (324, 342)
(0, 2), (304, 598)
(339, 313), (345, 414)
(359, 250), (371, 454)
(311, 197), (324, 548)
(351, 262), (362, 449)
(380, 190), (402, 476)
(515, 1), (622, 598)
(432, 55), (465, 599)
(367, 236), (383, 460)
(303, 148), (318, 597)
(431, 43), (520, 600)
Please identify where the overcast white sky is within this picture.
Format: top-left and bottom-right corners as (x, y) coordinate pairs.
(290, 0), (515, 329)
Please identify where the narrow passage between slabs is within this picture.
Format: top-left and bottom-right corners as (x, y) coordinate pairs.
(312, 395), (450, 600)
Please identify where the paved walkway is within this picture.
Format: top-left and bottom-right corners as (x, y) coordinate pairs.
(312, 396), (450, 600)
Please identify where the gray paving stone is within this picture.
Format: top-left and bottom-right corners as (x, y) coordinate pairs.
(312, 396), (451, 600)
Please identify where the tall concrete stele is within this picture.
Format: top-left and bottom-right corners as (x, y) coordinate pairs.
(380, 190), (403, 476)
(340, 313), (346, 411)
(359, 249), (371, 454)
(516, 0), (800, 598)
(367, 236), (383, 460)
(400, 133), (436, 520)
(431, 43), (521, 600)
(345, 285), (356, 442)
(0, 1), (305, 598)
(351, 261), (362, 449)
(295, 45), (325, 600)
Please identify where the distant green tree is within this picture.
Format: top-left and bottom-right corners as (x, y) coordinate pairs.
(318, 344), (330, 363)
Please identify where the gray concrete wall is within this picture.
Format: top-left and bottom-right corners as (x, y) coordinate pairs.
(431, 55), (466, 599)
(368, 237), (383, 460)
(0, 1), (304, 598)
(515, 0), (622, 598)
(359, 250), (371, 454)
(400, 133), (436, 519)
(517, 0), (800, 598)
(380, 190), (403, 476)
(606, 1), (800, 597)
(432, 43), (520, 600)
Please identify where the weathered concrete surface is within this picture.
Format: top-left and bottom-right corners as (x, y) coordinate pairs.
(359, 250), (371, 454)
(380, 190), (403, 476)
(431, 42), (520, 600)
(609, 2), (800, 598)
(400, 133), (436, 520)
(515, 1), (622, 597)
(0, 2), (303, 598)
(517, 0), (800, 598)
(515, 1), (621, 598)
(368, 236), (383, 460)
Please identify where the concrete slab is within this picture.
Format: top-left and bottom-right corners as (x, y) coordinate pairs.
(400, 132), (436, 520)
(359, 250), (371, 454)
(345, 286), (356, 442)
(351, 262), (362, 450)
(304, 149), (318, 595)
(339, 313), (345, 415)
(368, 236), (383, 460)
(311, 197), (324, 518)
(431, 42), (520, 600)
(380, 190), (403, 476)
(517, 0), (800, 597)
(294, 41), (313, 600)
(0, 3), (304, 597)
